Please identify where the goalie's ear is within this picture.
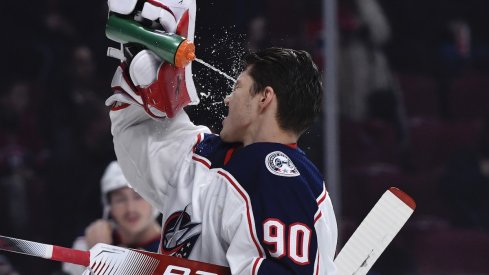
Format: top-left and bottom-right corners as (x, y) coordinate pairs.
(108, 0), (139, 15)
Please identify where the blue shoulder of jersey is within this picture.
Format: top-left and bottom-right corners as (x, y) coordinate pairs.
(224, 143), (324, 221)
(194, 133), (238, 168)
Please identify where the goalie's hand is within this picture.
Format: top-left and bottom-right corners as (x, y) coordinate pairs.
(106, 0), (198, 119)
(108, 0), (177, 33)
(85, 219), (114, 249)
(106, 49), (168, 119)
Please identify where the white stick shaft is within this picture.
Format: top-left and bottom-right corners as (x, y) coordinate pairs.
(0, 235), (53, 259)
(334, 187), (416, 275)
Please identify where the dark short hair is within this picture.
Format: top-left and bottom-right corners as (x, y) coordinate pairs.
(243, 47), (323, 135)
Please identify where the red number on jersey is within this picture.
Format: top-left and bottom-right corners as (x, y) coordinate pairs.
(263, 219), (312, 265)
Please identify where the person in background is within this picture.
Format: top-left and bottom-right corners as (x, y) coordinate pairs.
(0, 255), (19, 275)
(62, 161), (161, 275)
(338, 0), (393, 122)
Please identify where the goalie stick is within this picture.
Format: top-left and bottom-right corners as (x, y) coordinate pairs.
(0, 236), (230, 275)
(0, 187), (414, 274)
(334, 187), (416, 275)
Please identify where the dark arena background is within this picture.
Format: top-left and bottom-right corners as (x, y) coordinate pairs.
(1, 0), (489, 274)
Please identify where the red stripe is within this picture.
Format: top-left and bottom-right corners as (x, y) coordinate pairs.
(192, 133), (203, 152)
(108, 89), (130, 110)
(111, 102), (130, 111)
(111, 85), (140, 103)
(317, 191), (327, 205)
(92, 261), (102, 273)
(252, 258), (261, 275)
(52, 246), (90, 267)
(314, 211), (322, 224)
(315, 252), (320, 275)
(217, 170), (264, 258)
(146, 0), (176, 18)
(223, 147), (236, 165)
(161, 243), (186, 255)
(99, 262), (107, 275)
(176, 10), (189, 37)
(192, 156), (211, 168)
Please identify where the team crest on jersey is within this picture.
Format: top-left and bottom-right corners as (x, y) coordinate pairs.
(265, 151), (300, 177)
(161, 204), (201, 258)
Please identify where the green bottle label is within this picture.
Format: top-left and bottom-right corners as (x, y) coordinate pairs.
(105, 15), (186, 65)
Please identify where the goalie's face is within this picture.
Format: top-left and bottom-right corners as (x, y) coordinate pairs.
(109, 187), (155, 236)
(220, 67), (261, 144)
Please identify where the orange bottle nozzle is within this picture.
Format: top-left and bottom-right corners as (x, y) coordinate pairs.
(175, 39), (196, 68)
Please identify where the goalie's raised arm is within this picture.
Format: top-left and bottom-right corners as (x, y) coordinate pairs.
(105, 0), (207, 211)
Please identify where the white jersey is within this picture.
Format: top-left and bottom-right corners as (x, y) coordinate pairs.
(110, 105), (338, 274)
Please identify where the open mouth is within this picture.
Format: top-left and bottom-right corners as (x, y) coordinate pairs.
(125, 214), (141, 224)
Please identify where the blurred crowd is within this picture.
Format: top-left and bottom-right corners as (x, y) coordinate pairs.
(0, 0), (488, 274)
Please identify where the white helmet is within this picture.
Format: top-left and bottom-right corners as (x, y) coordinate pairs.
(100, 161), (160, 219)
(101, 161), (131, 218)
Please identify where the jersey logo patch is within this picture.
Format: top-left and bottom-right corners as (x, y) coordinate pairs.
(265, 151), (300, 177)
(161, 204), (201, 258)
